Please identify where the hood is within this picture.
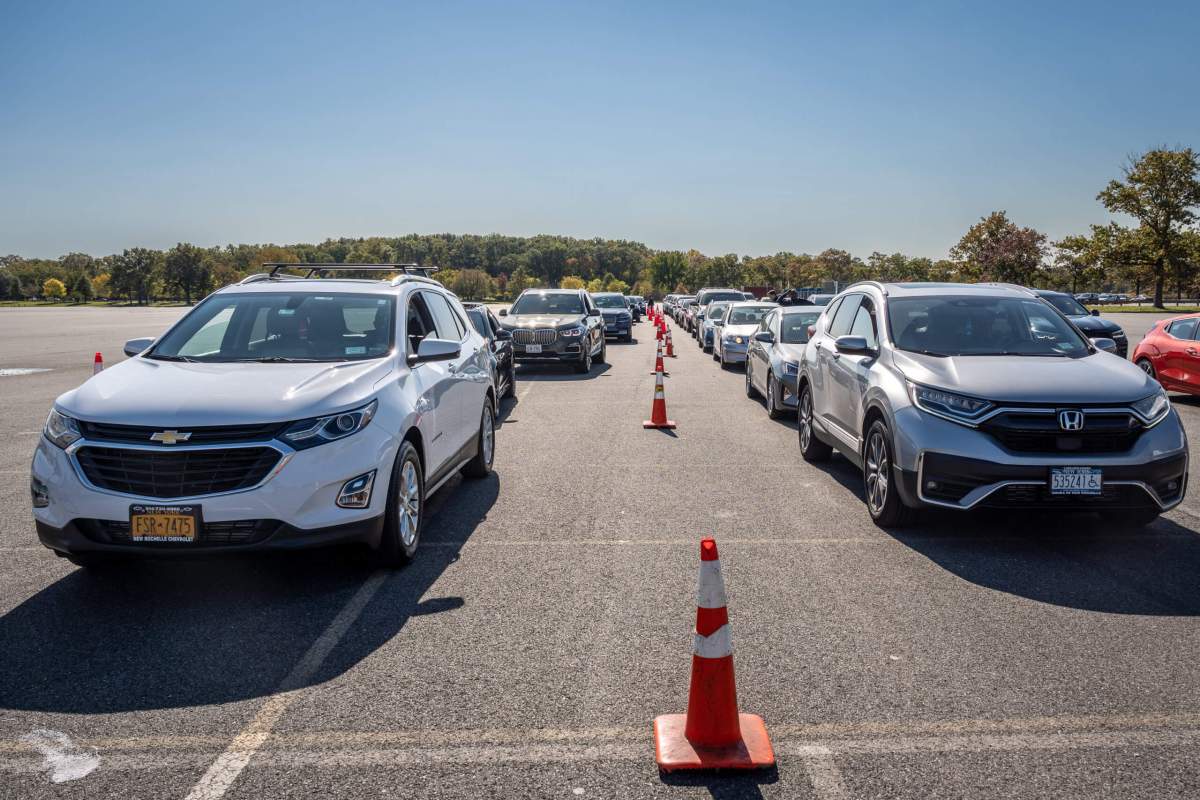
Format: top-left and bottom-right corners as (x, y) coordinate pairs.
(722, 324), (759, 338)
(56, 357), (394, 427)
(891, 350), (1156, 405)
(500, 315), (583, 329)
(600, 308), (629, 317)
(776, 342), (807, 363)
(1068, 315), (1122, 335)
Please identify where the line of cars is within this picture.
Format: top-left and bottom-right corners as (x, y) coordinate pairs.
(672, 282), (1187, 529)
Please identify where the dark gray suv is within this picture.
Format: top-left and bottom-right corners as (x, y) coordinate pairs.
(498, 289), (606, 373)
(797, 282), (1187, 527)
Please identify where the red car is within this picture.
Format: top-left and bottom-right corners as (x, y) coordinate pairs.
(1132, 313), (1200, 394)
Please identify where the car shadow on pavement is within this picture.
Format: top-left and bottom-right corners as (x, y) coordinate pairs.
(659, 765), (779, 799)
(515, 363), (612, 381)
(0, 473), (500, 714)
(812, 454), (1200, 615)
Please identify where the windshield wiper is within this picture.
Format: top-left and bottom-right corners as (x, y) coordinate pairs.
(238, 356), (322, 363)
(145, 354), (199, 363)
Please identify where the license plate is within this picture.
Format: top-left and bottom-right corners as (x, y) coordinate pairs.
(129, 504), (201, 542)
(1050, 467), (1102, 496)
(525, 344), (542, 353)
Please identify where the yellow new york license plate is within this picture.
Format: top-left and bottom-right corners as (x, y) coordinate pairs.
(129, 505), (200, 542)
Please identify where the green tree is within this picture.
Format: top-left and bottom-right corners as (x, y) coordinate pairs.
(560, 275), (586, 289)
(1098, 148), (1200, 307)
(71, 272), (95, 302)
(950, 211), (1047, 284)
(43, 277), (66, 300)
(649, 251), (687, 294)
(449, 269), (493, 300)
(163, 243), (212, 304)
(110, 248), (160, 304)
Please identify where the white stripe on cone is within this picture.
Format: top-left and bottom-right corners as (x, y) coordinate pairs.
(694, 624), (733, 659)
(696, 560), (728, 609)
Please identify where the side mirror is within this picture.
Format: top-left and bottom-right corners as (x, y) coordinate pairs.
(834, 335), (874, 355)
(807, 325), (817, 338)
(494, 328), (512, 341)
(498, 308), (508, 317)
(124, 337), (155, 357)
(754, 331), (774, 343)
(1090, 309), (1100, 316)
(407, 337), (461, 366)
(1092, 337), (1118, 354)
(714, 320), (725, 327)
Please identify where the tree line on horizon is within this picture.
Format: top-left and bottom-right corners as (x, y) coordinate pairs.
(2, 148), (1197, 307)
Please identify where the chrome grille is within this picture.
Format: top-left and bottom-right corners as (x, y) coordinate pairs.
(513, 328), (557, 345)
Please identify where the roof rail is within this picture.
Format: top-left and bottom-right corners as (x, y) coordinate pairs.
(260, 262), (441, 279)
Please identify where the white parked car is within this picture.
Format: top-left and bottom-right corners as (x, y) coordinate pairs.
(31, 265), (496, 569)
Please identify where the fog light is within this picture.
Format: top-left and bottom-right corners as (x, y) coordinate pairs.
(30, 477), (50, 508)
(337, 470), (376, 509)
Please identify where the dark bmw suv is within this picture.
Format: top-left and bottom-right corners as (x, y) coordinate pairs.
(1035, 290), (1128, 358)
(498, 289), (606, 373)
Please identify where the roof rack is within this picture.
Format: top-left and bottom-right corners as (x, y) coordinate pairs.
(259, 262), (440, 279)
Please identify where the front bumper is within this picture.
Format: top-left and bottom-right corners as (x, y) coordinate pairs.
(512, 340), (585, 362)
(721, 341), (748, 363)
(603, 318), (631, 337)
(30, 426), (397, 555)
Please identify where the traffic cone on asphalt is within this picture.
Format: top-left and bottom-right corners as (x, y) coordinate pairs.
(643, 366), (676, 429)
(665, 329), (676, 358)
(93, 353), (103, 375)
(656, 323), (664, 342)
(653, 538), (774, 771)
(649, 340), (670, 376)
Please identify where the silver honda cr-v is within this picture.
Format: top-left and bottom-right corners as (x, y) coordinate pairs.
(796, 282), (1188, 527)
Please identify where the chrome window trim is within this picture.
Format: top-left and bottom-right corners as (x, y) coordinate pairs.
(65, 438), (294, 502)
(915, 451), (1185, 511)
(915, 402), (1167, 430)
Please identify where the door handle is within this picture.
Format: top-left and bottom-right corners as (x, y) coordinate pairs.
(1188, 348), (1197, 356)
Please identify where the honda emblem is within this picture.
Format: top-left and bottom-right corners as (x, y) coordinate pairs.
(1057, 410), (1084, 432)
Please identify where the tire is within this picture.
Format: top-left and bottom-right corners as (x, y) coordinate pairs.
(1137, 358), (1156, 380)
(595, 338), (607, 364)
(462, 398), (495, 478)
(765, 371), (785, 419)
(575, 345), (593, 374)
(863, 419), (916, 528)
(798, 383), (832, 462)
(745, 360), (759, 398)
(375, 440), (424, 567)
(502, 366), (516, 399)
(620, 333), (632, 343)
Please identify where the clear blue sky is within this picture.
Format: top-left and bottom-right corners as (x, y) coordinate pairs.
(2, 0), (1197, 260)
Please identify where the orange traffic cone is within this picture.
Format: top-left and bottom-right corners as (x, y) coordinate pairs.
(649, 340), (670, 376)
(93, 352), (104, 375)
(653, 538), (774, 771)
(642, 366), (676, 429)
(665, 329), (676, 358)
(656, 323), (664, 342)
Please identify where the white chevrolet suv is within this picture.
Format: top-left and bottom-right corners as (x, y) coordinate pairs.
(31, 264), (496, 569)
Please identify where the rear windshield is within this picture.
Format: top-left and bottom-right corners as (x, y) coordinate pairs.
(700, 291), (745, 304)
(149, 292), (395, 363)
(888, 296), (1090, 357)
(781, 311), (822, 343)
(510, 293), (584, 315)
(727, 305), (773, 325)
(593, 295), (628, 309)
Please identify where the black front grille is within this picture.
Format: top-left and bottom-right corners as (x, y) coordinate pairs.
(78, 420), (285, 445)
(75, 446), (281, 498)
(77, 518), (280, 546)
(983, 484), (1156, 510)
(982, 411), (1142, 454)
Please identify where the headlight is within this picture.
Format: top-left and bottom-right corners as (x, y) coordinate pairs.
(560, 327), (585, 337)
(44, 408), (82, 449)
(725, 335), (744, 345)
(908, 382), (993, 425)
(280, 399), (378, 450)
(783, 360), (799, 376)
(1132, 387), (1170, 426)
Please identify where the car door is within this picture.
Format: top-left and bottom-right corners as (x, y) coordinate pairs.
(405, 292), (458, 474)
(583, 293), (603, 354)
(1159, 318), (1199, 389)
(828, 296), (879, 438)
(749, 309), (775, 393)
(420, 290), (478, 459)
(487, 309), (512, 376)
(815, 294), (862, 437)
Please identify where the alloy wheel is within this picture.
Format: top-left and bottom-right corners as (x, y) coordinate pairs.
(399, 460), (421, 547)
(767, 376), (776, 412)
(799, 390), (813, 450)
(481, 407), (494, 467)
(864, 430), (889, 515)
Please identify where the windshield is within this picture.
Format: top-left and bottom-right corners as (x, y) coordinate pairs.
(1041, 293), (1089, 316)
(510, 292), (584, 315)
(149, 292), (395, 363)
(708, 303), (730, 322)
(700, 291), (744, 304)
(727, 305), (773, 325)
(465, 308), (491, 338)
(781, 311), (822, 343)
(593, 294), (628, 309)
(888, 296), (1090, 357)
(809, 295), (833, 306)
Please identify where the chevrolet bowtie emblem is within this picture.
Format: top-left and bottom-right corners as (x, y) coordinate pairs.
(150, 430), (192, 445)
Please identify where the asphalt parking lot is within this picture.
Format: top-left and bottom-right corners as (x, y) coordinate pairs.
(3, 306), (1200, 798)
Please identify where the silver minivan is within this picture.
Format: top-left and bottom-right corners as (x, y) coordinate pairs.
(796, 282), (1187, 527)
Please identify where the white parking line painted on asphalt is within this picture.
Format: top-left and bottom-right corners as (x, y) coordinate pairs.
(182, 570), (389, 800)
(794, 745), (850, 800)
(0, 368), (53, 377)
(18, 729), (100, 784)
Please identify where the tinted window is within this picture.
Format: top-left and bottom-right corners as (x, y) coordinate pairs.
(466, 308), (491, 338)
(760, 310), (776, 333)
(1041, 294), (1089, 316)
(154, 292), (395, 362)
(510, 292), (585, 315)
(423, 292), (464, 341)
(708, 303), (731, 322)
(698, 290), (745, 305)
(727, 305), (774, 325)
(1169, 318), (1199, 339)
(781, 311), (822, 343)
(828, 294), (863, 337)
(849, 301), (878, 349)
(888, 296), (1089, 356)
(594, 294), (628, 309)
